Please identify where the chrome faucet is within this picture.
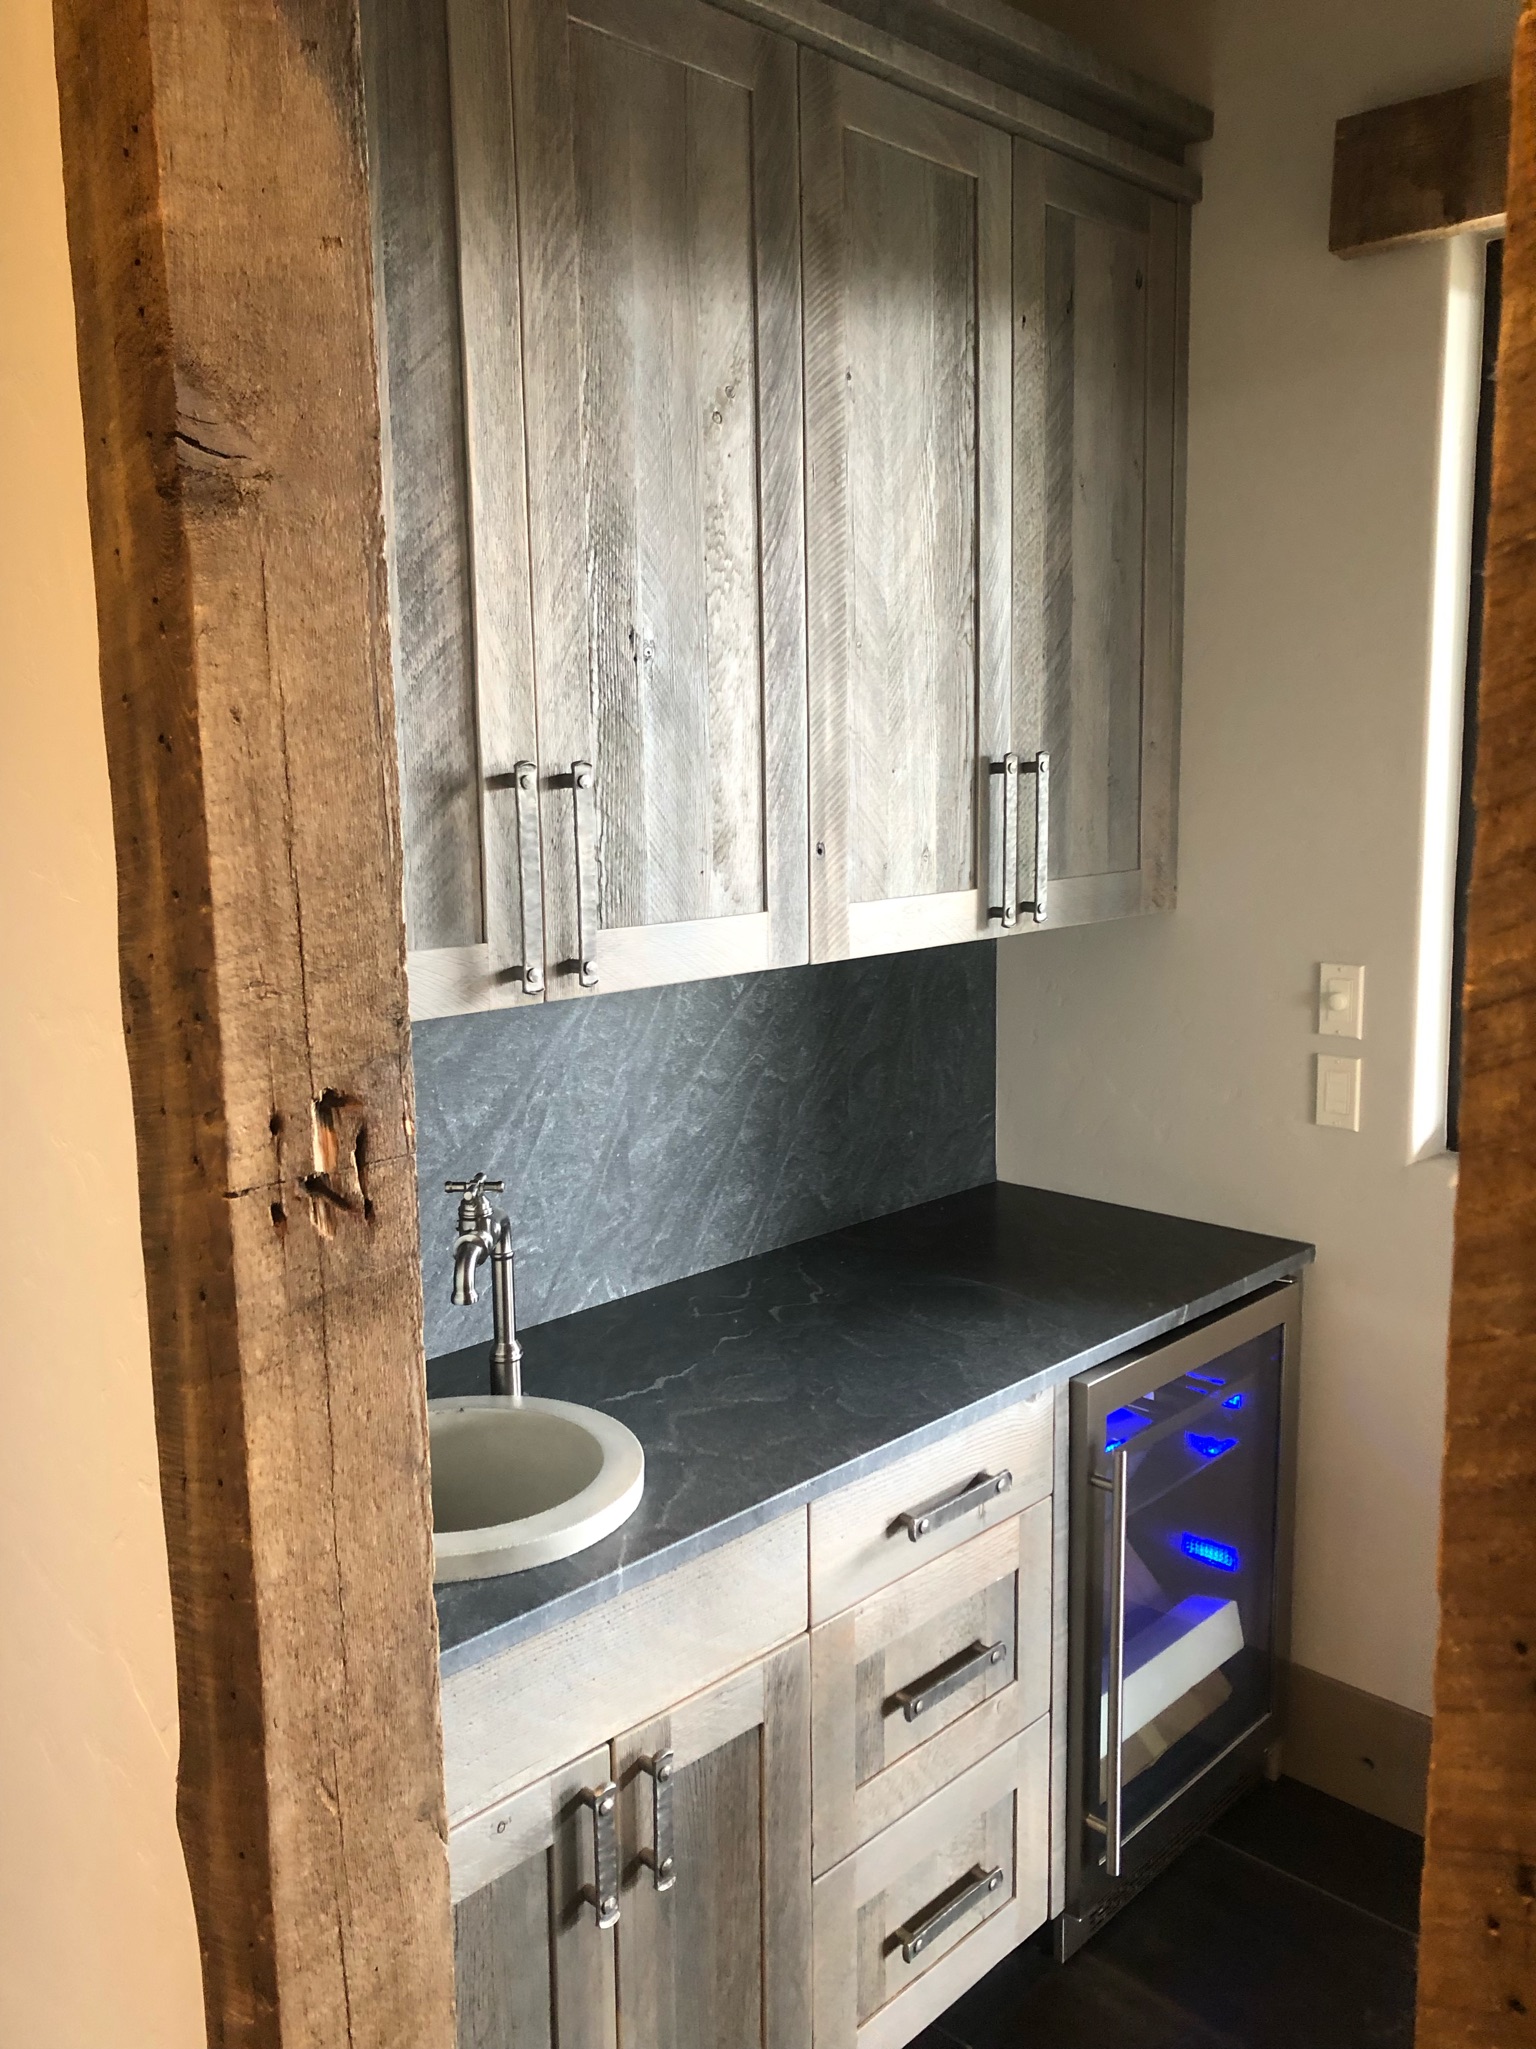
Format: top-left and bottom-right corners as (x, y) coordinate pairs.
(446, 1173), (523, 1399)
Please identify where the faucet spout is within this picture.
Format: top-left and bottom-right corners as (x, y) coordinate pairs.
(451, 1234), (490, 1306)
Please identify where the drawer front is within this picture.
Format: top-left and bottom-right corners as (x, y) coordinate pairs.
(809, 1388), (1054, 1623)
(441, 1513), (809, 1828)
(812, 1719), (1049, 2049)
(811, 1501), (1050, 1874)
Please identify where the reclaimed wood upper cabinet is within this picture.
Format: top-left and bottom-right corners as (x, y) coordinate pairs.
(801, 53), (1017, 963)
(369, 0), (808, 1020)
(1011, 142), (1187, 928)
(512, 0), (809, 1002)
(365, 0), (1203, 1015)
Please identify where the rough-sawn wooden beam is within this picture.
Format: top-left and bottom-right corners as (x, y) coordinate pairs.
(48, 0), (456, 2042)
(1331, 75), (1511, 259)
(1417, 6), (1536, 2044)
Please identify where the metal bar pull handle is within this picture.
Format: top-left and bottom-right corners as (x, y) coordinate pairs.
(637, 1749), (677, 1893)
(889, 1638), (1008, 1724)
(570, 759), (599, 988)
(578, 1781), (621, 1929)
(895, 1468), (1012, 1543)
(512, 761), (545, 993)
(895, 1863), (1004, 1963)
(1088, 1445), (1129, 1879)
(987, 754), (1019, 927)
(1019, 750), (1049, 923)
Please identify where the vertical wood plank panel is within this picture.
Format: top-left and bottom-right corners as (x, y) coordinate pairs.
(454, 1863), (553, 2049)
(446, 0), (545, 987)
(51, 0), (455, 2040)
(365, 0), (483, 953)
(1417, 10), (1536, 2040)
(803, 47), (854, 960)
(508, 0), (590, 995)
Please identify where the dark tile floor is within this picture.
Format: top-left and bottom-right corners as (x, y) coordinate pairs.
(913, 1779), (1423, 2049)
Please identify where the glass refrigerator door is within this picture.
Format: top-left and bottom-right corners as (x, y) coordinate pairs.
(1085, 1322), (1284, 1871)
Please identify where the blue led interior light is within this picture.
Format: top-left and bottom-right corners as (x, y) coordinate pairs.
(1104, 1405), (1153, 1454)
(1223, 1393), (1246, 1410)
(1186, 1433), (1238, 1462)
(1187, 1372), (1227, 1390)
(1182, 1533), (1240, 1571)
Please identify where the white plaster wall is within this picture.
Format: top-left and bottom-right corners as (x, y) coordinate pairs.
(997, 0), (1522, 1716)
(0, 0), (205, 2039)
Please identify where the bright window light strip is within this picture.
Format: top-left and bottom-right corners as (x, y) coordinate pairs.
(1182, 1533), (1240, 1572)
(1411, 233), (1488, 1163)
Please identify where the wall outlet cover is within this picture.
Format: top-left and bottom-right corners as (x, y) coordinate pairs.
(1316, 1053), (1362, 1131)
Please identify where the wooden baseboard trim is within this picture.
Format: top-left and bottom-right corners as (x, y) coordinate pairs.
(1281, 1663), (1432, 1834)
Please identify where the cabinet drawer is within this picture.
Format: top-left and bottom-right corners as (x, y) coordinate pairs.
(809, 1388), (1053, 1623)
(811, 1501), (1050, 1875)
(812, 1719), (1049, 2049)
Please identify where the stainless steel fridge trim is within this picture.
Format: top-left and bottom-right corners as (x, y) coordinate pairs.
(1087, 1445), (1129, 1878)
(1061, 1277), (1303, 1938)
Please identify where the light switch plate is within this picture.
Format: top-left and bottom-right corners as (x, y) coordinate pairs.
(1318, 963), (1364, 1038)
(1316, 1054), (1362, 1131)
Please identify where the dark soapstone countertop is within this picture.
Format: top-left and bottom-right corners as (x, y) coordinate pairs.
(430, 1181), (1312, 1676)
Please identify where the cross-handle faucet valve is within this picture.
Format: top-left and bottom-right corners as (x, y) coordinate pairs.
(446, 1173), (523, 1399)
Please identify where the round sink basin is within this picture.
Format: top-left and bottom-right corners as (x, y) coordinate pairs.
(428, 1395), (645, 1583)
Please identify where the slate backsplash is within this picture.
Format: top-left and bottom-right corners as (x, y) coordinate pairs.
(412, 945), (996, 1357)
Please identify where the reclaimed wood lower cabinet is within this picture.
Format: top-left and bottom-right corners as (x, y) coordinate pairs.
(451, 1642), (811, 2049)
(812, 1721), (1050, 2049)
(444, 1389), (1059, 2049)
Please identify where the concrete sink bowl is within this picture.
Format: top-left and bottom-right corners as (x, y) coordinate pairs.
(428, 1395), (645, 1583)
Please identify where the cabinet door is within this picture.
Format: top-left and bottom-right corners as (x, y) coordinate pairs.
(510, 0), (808, 999)
(802, 53), (1013, 962)
(450, 1747), (618, 2049)
(1013, 142), (1186, 927)
(366, 0), (548, 1021)
(614, 1641), (811, 2049)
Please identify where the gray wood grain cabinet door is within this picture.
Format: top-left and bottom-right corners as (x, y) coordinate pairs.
(613, 1642), (812, 2049)
(511, 0), (809, 1001)
(451, 1746), (618, 2049)
(366, 0), (549, 1022)
(1013, 142), (1187, 928)
(802, 52), (1014, 962)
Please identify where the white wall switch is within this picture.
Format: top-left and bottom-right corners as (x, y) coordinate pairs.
(1316, 1054), (1362, 1131)
(1318, 963), (1365, 1038)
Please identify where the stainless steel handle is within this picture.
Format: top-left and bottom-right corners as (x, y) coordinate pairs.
(895, 1468), (1012, 1543)
(894, 1863), (1004, 1963)
(1019, 751), (1049, 923)
(889, 1638), (1008, 1723)
(1088, 1444), (1129, 1879)
(512, 761), (545, 993)
(571, 759), (599, 988)
(578, 1781), (620, 1928)
(988, 754), (1019, 927)
(637, 1749), (676, 1893)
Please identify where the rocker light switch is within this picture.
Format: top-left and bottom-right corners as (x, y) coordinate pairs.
(1316, 1054), (1362, 1131)
(1318, 963), (1364, 1038)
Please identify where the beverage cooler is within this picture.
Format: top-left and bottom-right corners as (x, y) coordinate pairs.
(1056, 1282), (1301, 1958)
